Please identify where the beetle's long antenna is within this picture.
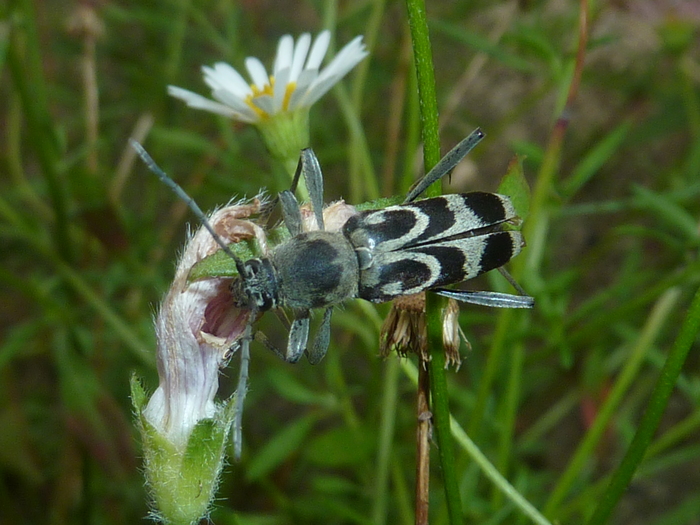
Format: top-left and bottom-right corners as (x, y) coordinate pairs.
(404, 128), (485, 203)
(130, 139), (246, 275)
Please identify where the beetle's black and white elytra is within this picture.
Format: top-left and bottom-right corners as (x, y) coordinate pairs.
(345, 192), (523, 303)
(131, 128), (533, 457)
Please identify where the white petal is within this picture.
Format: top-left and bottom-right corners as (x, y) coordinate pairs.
(167, 86), (239, 118)
(274, 34), (294, 76)
(295, 68), (318, 90)
(306, 30), (331, 70)
(251, 94), (276, 116)
(319, 36), (368, 82)
(297, 76), (339, 108)
(204, 62), (251, 98)
(273, 66), (291, 111)
(245, 57), (270, 90)
(287, 68), (317, 110)
(211, 89), (259, 122)
(304, 36), (367, 106)
(289, 33), (311, 82)
(287, 86), (308, 111)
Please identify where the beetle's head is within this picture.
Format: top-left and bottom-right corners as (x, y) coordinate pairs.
(231, 258), (277, 312)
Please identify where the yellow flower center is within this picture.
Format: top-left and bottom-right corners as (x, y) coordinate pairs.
(245, 77), (298, 120)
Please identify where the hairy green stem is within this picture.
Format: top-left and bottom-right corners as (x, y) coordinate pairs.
(405, 0), (462, 522)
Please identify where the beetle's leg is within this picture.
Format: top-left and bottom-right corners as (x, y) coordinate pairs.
(232, 318), (253, 460)
(253, 330), (287, 360)
(433, 288), (534, 308)
(279, 190), (303, 236)
(274, 309), (292, 330)
(272, 149), (325, 232)
(299, 148), (325, 231)
(306, 307), (333, 364)
(497, 267), (531, 297)
(404, 128), (485, 203)
(253, 314), (310, 363)
(286, 313), (311, 363)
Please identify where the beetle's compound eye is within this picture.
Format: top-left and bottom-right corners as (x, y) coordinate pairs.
(244, 261), (259, 279)
(230, 278), (249, 308)
(252, 291), (266, 309)
(240, 259), (276, 312)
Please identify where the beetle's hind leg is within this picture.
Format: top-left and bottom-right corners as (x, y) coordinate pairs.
(306, 307), (333, 364)
(433, 288), (534, 308)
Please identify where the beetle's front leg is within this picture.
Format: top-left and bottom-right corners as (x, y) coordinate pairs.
(253, 330), (287, 361)
(298, 149), (325, 230)
(286, 312), (310, 363)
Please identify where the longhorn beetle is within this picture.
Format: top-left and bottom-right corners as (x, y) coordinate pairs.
(131, 128), (533, 457)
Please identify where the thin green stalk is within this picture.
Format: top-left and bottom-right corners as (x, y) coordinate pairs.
(647, 408), (700, 458)
(543, 287), (681, 518)
(469, 0), (589, 443)
(587, 285), (700, 525)
(163, 0), (191, 84)
(400, 359), (552, 525)
(405, 0), (462, 522)
(492, 342), (525, 508)
(334, 84), (379, 201)
(8, 0), (73, 263)
(404, 0), (440, 182)
(348, 0), (385, 201)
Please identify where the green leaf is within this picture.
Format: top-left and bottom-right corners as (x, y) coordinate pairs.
(498, 155), (531, 224)
(632, 184), (698, 241)
(187, 225), (291, 282)
(130, 373), (148, 412)
(188, 240), (259, 281)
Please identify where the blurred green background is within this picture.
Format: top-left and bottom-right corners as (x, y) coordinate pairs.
(2, 0), (700, 524)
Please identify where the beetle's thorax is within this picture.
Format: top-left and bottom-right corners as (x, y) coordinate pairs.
(269, 230), (359, 311)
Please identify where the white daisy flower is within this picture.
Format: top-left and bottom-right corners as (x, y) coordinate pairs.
(168, 30), (368, 123)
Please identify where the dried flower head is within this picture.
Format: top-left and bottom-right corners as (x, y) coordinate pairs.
(142, 200), (267, 446)
(300, 199), (358, 232)
(380, 294), (467, 369)
(133, 199), (268, 525)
